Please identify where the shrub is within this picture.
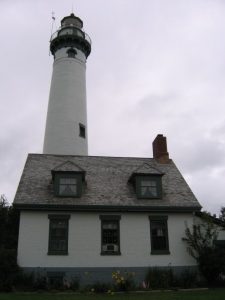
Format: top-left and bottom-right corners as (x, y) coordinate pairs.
(13, 272), (35, 291)
(183, 218), (225, 286)
(0, 249), (21, 291)
(112, 270), (136, 291)
(176, 269), (198, 288)
(198, 247), (225, 285)
(145, 267), (174, 289)
(70, 278), (80, 291)
(91, 282), (112, 293)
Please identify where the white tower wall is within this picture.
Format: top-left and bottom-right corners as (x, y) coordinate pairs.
(43, 48), (88, 155)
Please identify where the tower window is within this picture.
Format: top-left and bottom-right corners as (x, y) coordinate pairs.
(79, 123), (86, 138)
(67, 48), (77, 58)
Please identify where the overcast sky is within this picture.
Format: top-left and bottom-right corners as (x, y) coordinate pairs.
(1, 0), (225, 215)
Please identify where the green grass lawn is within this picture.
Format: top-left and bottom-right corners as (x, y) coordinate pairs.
(0, 289), (225, 300)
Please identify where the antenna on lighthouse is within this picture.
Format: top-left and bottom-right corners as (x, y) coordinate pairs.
(49, 12), (56, 56)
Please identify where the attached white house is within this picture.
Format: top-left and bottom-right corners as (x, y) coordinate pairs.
(14, 135), (202, 284)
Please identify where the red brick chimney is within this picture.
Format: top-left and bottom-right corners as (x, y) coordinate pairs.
(152, 134), (170, 163)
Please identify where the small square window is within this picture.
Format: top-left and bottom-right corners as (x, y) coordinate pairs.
(79, 123), (86, 138)
(59, 177), (77, 196)
(54, 173), (82, 197)
(140, 180), (157, 197)
(67, 48), (77, 58)
(136, 176), (162, 199)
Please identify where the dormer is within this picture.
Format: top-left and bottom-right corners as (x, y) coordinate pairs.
(129, 163), (164, 199)
(51, 161), (85, 197)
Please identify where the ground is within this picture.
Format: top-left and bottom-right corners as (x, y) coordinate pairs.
(0, 289), (225, 300)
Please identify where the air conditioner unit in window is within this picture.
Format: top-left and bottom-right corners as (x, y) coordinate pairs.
(103, 244), (118, 252)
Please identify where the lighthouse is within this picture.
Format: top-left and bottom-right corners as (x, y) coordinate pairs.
(43, 13), (91, 155)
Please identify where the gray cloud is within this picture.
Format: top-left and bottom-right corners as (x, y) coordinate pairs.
(1, 0), (225, 216)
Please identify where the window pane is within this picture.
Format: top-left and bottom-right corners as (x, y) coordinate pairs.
(149, 187), (157, 197)
(59, 184), (77, 195)
(51, 220), (67, 229)
(49, 218), (68, 254)
(58, 177), (77, 196)
(151, 220), (168, 252)
(141, 180), (156, 187)
(60, 178), (77, 184)
(141, 186), (157, 197)
(140, 179), (158, 197)
(101, 220), (120, 253)
(102, 222), (118, 230)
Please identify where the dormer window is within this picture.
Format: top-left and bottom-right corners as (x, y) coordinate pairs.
(59, 176), (78, 196)
(136, 175), (162, 199)
(54, 173), (82, 197)
(140, 179), (157, 197)
(128, 163), (163, 199)
(51, 161), (86, 198)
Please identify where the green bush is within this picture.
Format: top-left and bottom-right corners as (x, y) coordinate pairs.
(112, 270), (136, 291)
(70, 278), (80, 291)
(145, 267), (174, 289)
(176, 269), (198, 288)
(183, 218), (225, 286)
(91, 282), (112, 293)
(198, 247), (225, 285)
(0, 249), (21, 291)
(13, 272), (35, 291)
(34, 275), (48, 290)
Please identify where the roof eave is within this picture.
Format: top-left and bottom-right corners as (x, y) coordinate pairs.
(14, 203), (201, 213)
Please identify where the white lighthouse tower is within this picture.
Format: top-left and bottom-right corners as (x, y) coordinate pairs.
(43, 13), (91, 155)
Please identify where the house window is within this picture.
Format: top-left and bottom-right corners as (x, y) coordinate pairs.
(100, 215), (121, 255)
(79, 123), (86, 138)
(59, 177), (77, 196)
(54, 173), (82, 197)
(48, 215), (70, 255)
(141, 180), (157, 197)
(149, 216), (170, 254)
(136, 176), (162, 199)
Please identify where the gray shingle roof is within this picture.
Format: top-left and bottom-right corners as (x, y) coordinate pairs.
(14, 154), (201, 211)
